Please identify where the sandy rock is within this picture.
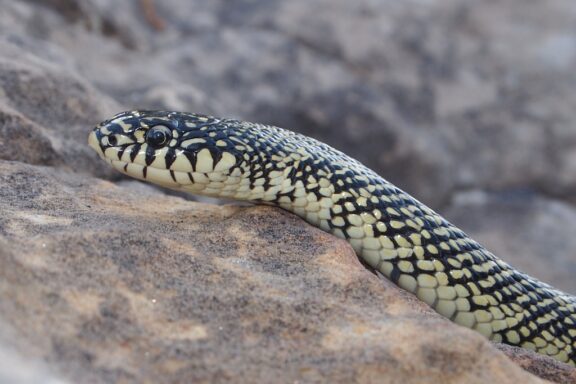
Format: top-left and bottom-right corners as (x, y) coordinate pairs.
(0, 160), (554, 383)
(497, 344), (576, 384)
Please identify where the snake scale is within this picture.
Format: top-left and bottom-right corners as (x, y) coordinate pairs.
(89, 110), (576, 365)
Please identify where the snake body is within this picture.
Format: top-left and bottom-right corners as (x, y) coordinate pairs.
(89, 110), (576, 365)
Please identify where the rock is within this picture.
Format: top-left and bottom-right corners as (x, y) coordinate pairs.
(0, 37), (119, 178)
(0, 337), (66, 384)
(0, 160), (556, 383)
(0, 0), (576, 382)
(497, 344), (576, 384)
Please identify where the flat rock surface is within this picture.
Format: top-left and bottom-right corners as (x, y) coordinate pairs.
(0, 0), (576, 383)
(0, 160), (552, 383)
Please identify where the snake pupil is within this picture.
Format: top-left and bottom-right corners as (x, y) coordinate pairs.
(107, 135), (118, 146)
(146, 125), (172, 149)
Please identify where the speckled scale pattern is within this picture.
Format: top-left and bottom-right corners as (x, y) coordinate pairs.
(89, 111), (576, 365)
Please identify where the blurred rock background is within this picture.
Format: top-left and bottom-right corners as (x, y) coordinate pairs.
(1, 0), (576, 382)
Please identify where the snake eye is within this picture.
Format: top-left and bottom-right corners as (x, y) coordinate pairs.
(107, 135), (118, 146)
(146, 125), (172, 148)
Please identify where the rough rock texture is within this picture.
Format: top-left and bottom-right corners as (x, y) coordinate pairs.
(0, 161), (551, 383)
(496, 344), (576, 384)
(0, 0), (576, 383)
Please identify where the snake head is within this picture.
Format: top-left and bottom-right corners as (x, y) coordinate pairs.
(89, 110), (242, 193)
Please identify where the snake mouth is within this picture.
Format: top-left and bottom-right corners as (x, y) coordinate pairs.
(88, 130), (139, 177)
(89, 128), (157, 184)
(88, 130), (105, 159)
(89, 129), (230, 192)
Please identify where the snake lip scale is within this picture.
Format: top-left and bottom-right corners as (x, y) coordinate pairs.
(89, 110), (576, 365)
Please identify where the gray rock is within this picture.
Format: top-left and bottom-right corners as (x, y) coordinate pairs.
(0, 37), (119, 177)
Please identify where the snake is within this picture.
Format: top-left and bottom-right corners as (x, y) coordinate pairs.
(89, 110), (576, 365)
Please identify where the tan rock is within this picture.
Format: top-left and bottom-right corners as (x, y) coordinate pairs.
(0, 160), (560, 383)
(497, 344), (576, 384)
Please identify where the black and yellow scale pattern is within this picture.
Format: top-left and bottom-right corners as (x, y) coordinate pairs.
(89, 110), (576, 365)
